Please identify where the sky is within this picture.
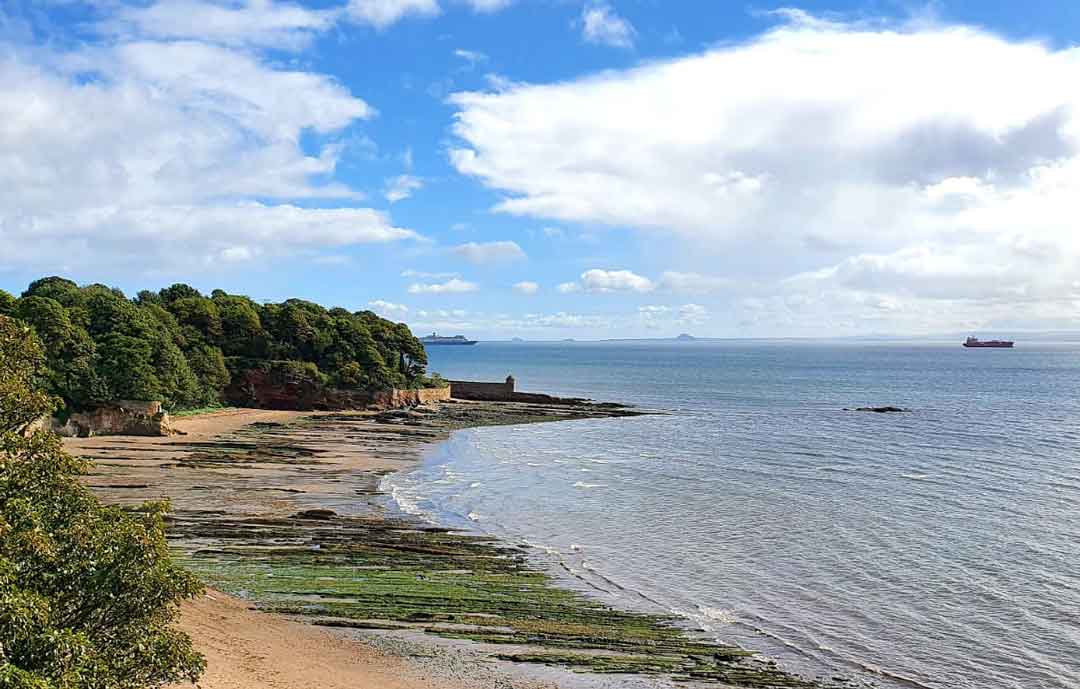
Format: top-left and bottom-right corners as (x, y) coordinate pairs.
(2, 0), (1080, 339)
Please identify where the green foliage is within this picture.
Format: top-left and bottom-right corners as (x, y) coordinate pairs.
(0, 291), (15, 318)
(0, 319), (53, 434)
(185, 345), (229, 407)
(0, 316), (205, 687)
(3, 278), (431, 413)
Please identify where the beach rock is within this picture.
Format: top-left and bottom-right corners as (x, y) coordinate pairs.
(293, 509), (338, 521)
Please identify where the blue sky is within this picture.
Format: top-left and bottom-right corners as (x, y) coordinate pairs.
(2, 0), (1080, 338)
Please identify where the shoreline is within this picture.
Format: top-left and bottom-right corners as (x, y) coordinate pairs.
(69, 401), (828, 689)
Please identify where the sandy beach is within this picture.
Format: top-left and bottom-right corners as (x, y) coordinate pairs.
(66, 405), (620, 689)
(68, 403), (814, 689)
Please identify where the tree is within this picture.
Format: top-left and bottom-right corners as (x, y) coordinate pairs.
(185, 345), (229, 406)
(0, 315), (205, 688)
(95, 334), (161, 402)
(0, 290), (15, 317)
(157, 284), (202, 304)
(21, 277), (82, 308)
(0, 318), (52, 434)
(166, 297), (223, 347)
(211, 295), (265, 358)
(15, 297), (101, 408)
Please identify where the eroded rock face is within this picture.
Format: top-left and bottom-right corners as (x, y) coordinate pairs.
(29, 401), (176, 438)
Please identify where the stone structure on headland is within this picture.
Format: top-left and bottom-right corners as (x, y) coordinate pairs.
(448, 375), (595, 406)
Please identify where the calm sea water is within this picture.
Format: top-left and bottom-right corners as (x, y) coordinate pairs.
(385, 341), (1080, 689)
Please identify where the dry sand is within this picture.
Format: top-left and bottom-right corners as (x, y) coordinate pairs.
(172, 588), (448, 689)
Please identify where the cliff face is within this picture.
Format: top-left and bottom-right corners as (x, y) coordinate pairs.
(225, 366), (449, 411)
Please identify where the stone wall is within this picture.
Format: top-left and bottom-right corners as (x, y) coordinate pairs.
(448, 376), (516, 401)
(449, 376), (591, 406)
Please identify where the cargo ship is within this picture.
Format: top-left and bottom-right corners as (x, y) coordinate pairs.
(963, 336), (1014, 348)
(420, 333), (478, 346)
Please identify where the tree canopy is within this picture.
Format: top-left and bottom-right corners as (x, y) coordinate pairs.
(0, 315), (204, 688)
(6, 278), (431, 412)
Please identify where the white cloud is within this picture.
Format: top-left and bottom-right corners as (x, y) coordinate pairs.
(103, 0), (337, 49)
(513, 280), (539, 294)
(385, 174), (424, 202)
(347, 0), (440, 29)
(369, 299), (410, 318)
(658, 271), (733, 295)
(580, 269), (654, 293)
(557, 282), (581, 294)
(408, 278), (480, 294)
(450, 15), (1080, 329)
(451, 240), (526, 264)
(542, 226), (565, 239)
(402, 269), (459, 279)
(462, 0), (513, 12)
(454, 48), (488, 65)
(580, 2), (635, 48)
(678, 303), (708, 325)
(0, 39), (418, 273)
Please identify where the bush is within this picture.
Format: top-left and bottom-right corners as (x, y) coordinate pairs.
(0, 315), (204, 688)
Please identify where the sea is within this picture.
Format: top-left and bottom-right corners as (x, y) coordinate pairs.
(383, 340), (1080, 689)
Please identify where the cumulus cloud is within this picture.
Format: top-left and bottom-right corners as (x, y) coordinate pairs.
(513, 281), (539, 294)
(449, 15), (1080, 328)
(408, 278), (480, 294)
(384, 174), (424, 202)
(557, 282), (581, 294)
(0, 36), (420, 273)
(347, 0), (440, 28)
(451, 240), (526, 264)
(103, 0), (337, 49)
(580, 2), (635, 48)
(368, 299), (410, 318)
(583, 269), (654, 293)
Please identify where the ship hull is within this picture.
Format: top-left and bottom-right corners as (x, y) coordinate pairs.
(422, 341), (478, 346)
(963, 342), (1014, 348)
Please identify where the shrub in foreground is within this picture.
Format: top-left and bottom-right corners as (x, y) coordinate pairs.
(0, 316), (204, 688)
